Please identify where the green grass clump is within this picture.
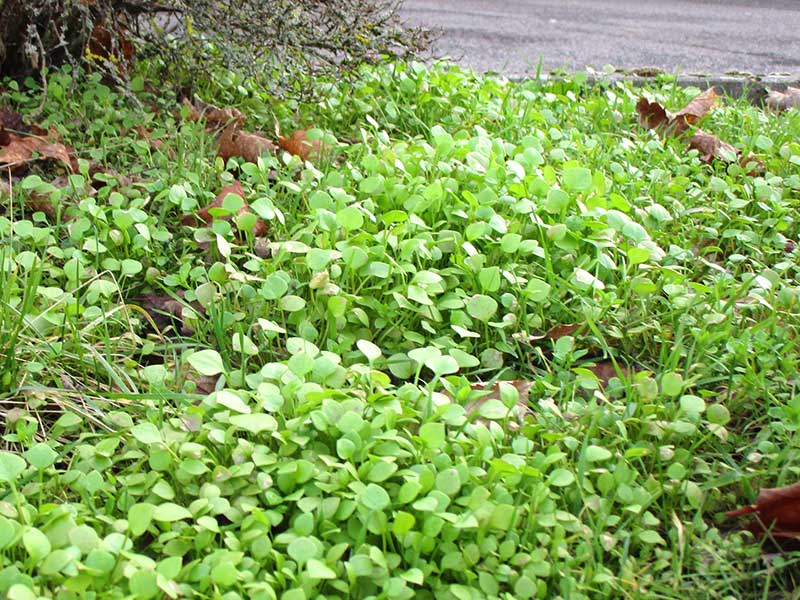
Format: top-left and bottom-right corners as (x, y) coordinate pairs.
(0, 61), (799, 599)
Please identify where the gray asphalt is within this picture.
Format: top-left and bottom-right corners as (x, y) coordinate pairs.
(400, 0), (800, 77)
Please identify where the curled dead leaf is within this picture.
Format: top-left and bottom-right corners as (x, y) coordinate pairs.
(88, 22), (134, 67)
(462, 380), (534, 425)
(636, 97), (670, 131)
(765, 87), (800, 112)
(580, 361), (630, 387)
(637, 90), (747, 169)
(181, 180), (268, 237)
(671, 87), (720, 134)
(218, 126), (277, 164)
(184, 97), (245, 129)
(0, 133), (74, 174)
(0, 107), (25, 132)
(540, 323), (582, 340)
(689, 129), (739, 163)
(726, 481), (800, 538)
(135, 291), (204, 337)
(277, 128), (323, 162)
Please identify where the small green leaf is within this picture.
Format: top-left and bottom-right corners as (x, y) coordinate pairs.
(356, 339), (382, 363)
(230, 413), (278, 433)
(187, 349), (225, 376)
(526, 278), (551, 302)
(477, 399), (510, 420)
(562, 166), (592, 193)
(288, 536), (319, 564)
(0, 452), (26, 483)
(23, 444), (57, 470)
(585, 445), (612, 462)
(548, 468), (575, 487)
(680, 394), (706, 415)
(22, 528), (51, 562)
(638, 530), (666, 545)
(360, 483), (391, 511)
(153, 503), (192, 522)
(419, 423), (445, 449)
(336, 207), (364, 231)
(661, 372), (683, 397)
(466, 294), (498, 321)
(215, 390), (251, 414)
(131, 423), (162, 445)
(424, 355), (459, 376)
(306, 558), (337, 579)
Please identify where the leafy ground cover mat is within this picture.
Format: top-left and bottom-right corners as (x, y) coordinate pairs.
(0, 62), (800, 599)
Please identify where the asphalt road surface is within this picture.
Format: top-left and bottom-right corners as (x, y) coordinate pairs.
(400, 0), (800, 77)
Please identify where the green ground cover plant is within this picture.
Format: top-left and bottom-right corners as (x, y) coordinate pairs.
(0, 60), (799, 599)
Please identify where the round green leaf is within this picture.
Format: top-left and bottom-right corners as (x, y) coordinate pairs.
(187, 349), (225, 376)
(547, 468), (575, 487)
(336, 207), (364, 231)
(466, 294), (498, 321)
(288, 536), (319, 564)
(562, 166), (592, 193)
(360, 483), (391, 511)
(0, 452), (26, 483)
(356, 339), (382, 363)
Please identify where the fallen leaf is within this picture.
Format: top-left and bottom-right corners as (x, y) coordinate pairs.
(671, 87), (720, 134)
(184, 97), (245, 129)
(0, 133), (74, 174)
(186, 374), (220, 396)
(636, 88), (743, 167)
(765, 87), (800, 111)
(135, 126), (164, 151)
(277, 128), (322, 162)
(88, 22), (134, 67)
(461, 380), (534, 426)
(726, 481), (800, 538)
(541, 323), (582, 340)
(579, 361), (629, 387)
(0, 107), (24, 132)
(26, 174), (74, 217)
(688, 129), (739, 163)
(636, 97), (670, 131)
(181, 180), (268, 237)
(217, 126), (277, 164)
(135, 292), (204, 337)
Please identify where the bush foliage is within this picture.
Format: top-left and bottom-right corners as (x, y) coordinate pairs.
(0, 0), (429, 94)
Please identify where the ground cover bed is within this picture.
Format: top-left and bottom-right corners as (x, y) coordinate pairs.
(1, 61), (800, 599)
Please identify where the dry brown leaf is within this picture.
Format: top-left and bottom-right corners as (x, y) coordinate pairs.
(727, 481), (800, 538)
(580, 361), (629, 387)
(671, 87), (720, 133)
(278, 128), (322, 162)
(636, 89), (746, 168)
(88, 22), (134, 67)
(184, 97), (245, 129)
(26, 174), (73, 217)
(637, 88), (719, 136)
(0, 133), (74, 174)
(0, 107), (24, 132)
(186, 373), (220, 396)
(181, 180), (268, 237)
(542, 323), (582, 340)
(217, 126), (277, 164)
(765, 87), (800, 112)
(636, 97), (670, 131)
(135, 126), (164, 151)
(689, 129), (740, 163)
(136, 292), (204, 337)
(456, 380), (534, 429)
